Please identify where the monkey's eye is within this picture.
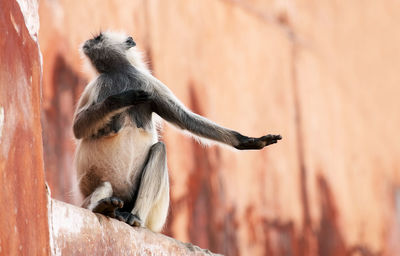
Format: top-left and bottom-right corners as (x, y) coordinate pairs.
(126, 36), (136, 47)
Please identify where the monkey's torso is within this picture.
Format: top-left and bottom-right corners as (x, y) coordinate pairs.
(75, 72), (158, 204)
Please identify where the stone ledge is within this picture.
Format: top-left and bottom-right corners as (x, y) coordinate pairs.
(49, 199), (221, 256)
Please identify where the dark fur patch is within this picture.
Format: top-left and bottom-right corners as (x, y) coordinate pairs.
(127, 104), (152, 129)
(92, 67), (153, 134)
(91, 113), (124, 139)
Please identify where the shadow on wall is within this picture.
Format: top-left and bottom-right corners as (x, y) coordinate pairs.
(42, 55), (86, 204)
(168, 85), (240, 256)
(162, 84), (380, 256)
(249, 175), (379, 256)
(39, 41), (392, 256)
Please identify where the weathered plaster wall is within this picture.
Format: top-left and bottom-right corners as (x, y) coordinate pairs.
(0, 0), (50, 255)
(38, 0), (400, 255)
(50, 199), (220, 256)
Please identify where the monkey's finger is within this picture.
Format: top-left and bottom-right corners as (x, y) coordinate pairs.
(110, 197), (124, 208)
(116, 214), (126, 222)
(126, 214), (136, 226)
(266, 140), (278, 146)
(258, 135), (282, 148)
(131, 219), (142, 227)
(127, 214), (142, 227)
(260, 134), (282, 142)
(263, 134), (282, 140)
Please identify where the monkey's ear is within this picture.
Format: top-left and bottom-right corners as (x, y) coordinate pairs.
(93, 32), (103, 41)
(126, 36), (136, 48)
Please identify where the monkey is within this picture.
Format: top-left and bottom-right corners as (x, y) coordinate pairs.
(73, 31), (282, 232)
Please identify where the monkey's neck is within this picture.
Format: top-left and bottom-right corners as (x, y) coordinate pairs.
(93, 59), (131, 74)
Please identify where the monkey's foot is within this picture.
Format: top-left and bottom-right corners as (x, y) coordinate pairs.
(115, 211), (143, 227)
(235, 134), (282, 150)
(92, 197), (124, 218)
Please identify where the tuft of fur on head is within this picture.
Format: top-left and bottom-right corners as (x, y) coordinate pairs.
(80, 30), (150, 75)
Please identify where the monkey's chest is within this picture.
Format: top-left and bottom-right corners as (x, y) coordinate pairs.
(108, 126), (157, 197)
(77, 121), (158, 199)
(91, 105), (152, 140)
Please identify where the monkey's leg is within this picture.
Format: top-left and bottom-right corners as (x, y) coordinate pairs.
(124, 142), (169, 231)
(82, 181), (124, 218)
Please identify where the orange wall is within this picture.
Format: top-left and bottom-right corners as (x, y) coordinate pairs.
(39, 1), (400, 255)
(0, 1), (50, 255)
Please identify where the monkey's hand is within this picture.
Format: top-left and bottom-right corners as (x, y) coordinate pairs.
(105, 89), (152, 108)
(234, 134), (282, 150)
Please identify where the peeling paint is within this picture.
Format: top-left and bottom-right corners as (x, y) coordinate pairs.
(9, 13), (20, 35)
(50, 200), (220, 255)
(15, 0), (39, 41)
(0, 105), (16, 158)
(13, 72), (32, 130)
(48, 192), (58, 256)
(51, 202), (85, 238)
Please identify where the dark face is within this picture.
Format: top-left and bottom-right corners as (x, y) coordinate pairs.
(82, 32), (136, 73)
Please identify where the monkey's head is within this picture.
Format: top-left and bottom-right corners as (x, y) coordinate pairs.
(82, 31), (136, 73)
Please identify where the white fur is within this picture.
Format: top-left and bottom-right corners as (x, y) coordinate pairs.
(76, 117), (158, 199)
(126, 47), (151, 75)
(87, 181), (113, 210)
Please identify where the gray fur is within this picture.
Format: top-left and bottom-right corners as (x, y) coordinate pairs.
(73, 31), (281, 232)
(132, 142), (169, 231)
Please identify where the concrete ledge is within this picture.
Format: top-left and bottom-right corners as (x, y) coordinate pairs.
(49, 199), (221, 256)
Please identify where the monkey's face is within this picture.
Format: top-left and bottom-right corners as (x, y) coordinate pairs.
(82, 31), (136, 73)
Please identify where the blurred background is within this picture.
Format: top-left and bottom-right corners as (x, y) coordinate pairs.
(38, 0), (400, 255)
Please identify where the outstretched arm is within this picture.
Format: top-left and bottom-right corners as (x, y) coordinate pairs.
(150, 79), (281, 150)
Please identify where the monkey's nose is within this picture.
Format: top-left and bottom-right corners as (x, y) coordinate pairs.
(126, 37), (136, 47)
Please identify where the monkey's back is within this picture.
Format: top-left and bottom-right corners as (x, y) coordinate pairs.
(75, 117), (158, 201)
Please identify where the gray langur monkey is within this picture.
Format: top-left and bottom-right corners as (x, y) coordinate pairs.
(73, 31), (282, 232)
